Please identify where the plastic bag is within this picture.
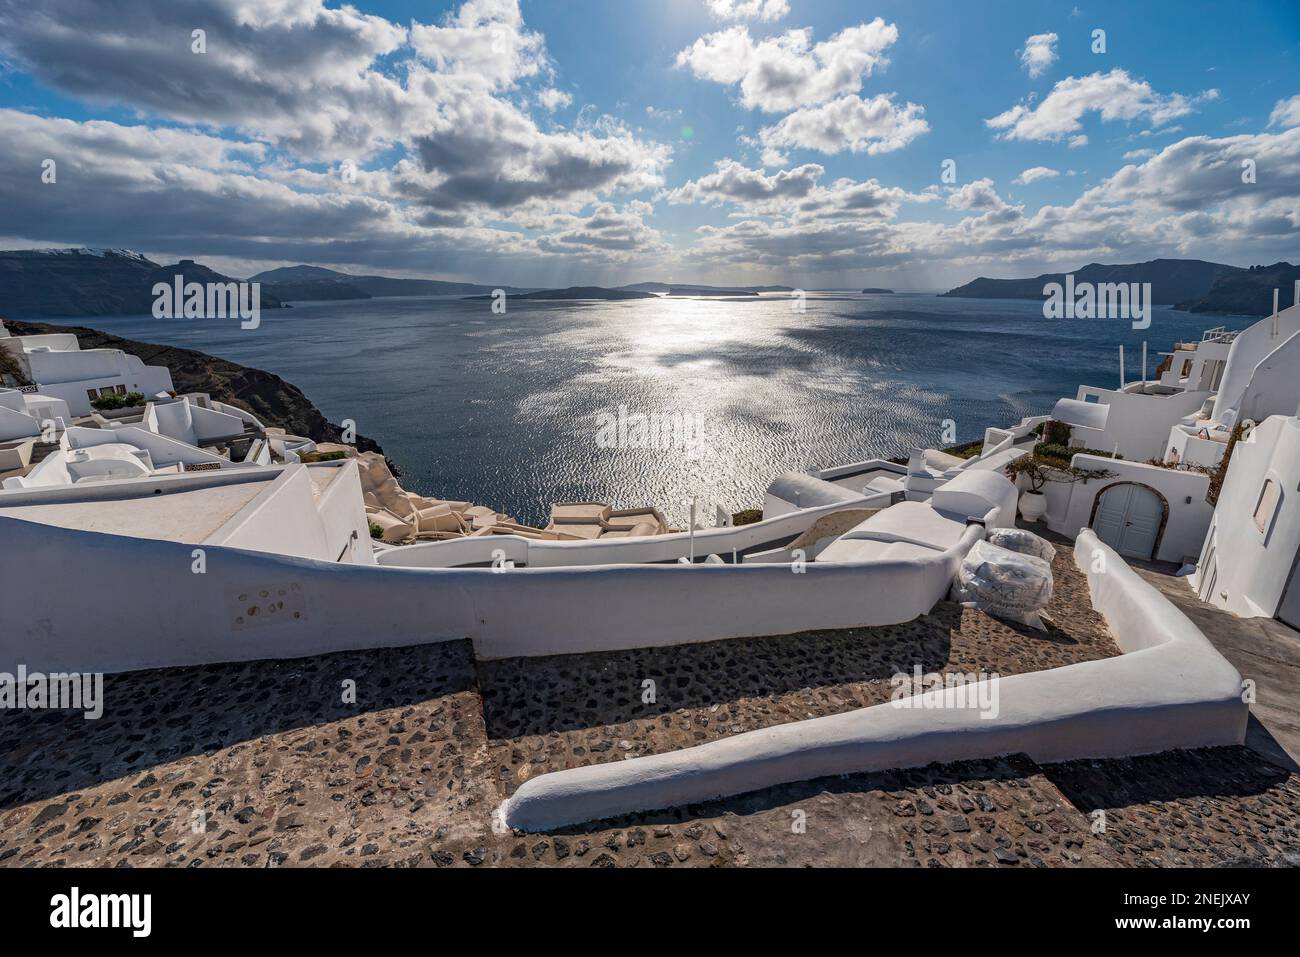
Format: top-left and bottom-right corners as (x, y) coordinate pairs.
(985, 527), (1056, 564)
(950, 540), (1054, 629)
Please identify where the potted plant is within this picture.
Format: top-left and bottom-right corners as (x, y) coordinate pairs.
(1005, 454), (1115, 522)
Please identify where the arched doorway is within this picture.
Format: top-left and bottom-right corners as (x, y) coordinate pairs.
(1090, 482), (1167, 560)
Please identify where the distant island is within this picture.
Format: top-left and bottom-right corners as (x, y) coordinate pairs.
(250, 264), (535, 300)
(0, 249), (822, 316)
(862, 288), (895, 294)
(1175, 262), (1300, 315)
(667, 287), (758, 297)
(622, 282), (793, 295)
(0, 249), (286, 318)
(463, 286), (656, 302)
(940, 258), (1299, 317)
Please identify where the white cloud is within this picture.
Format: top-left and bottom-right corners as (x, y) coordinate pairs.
(1123, 148), (1156, 160)
(409, 0), (547, 91)
(0, 0), (412, 160)
(537, 88), (574, 112)
(1014, 166), (1060, 185)
(1268, 94), (1300, 130)
(758, 94), (929, 156)
(666, 159), (823, 204)
(946, 178), (1010, 211)
(674, 19), (899, 112)
(987, 69), (1217, 142)
(681, 126), (1300, 281)
(706, 0), (789, 22)
(535, 202), (669, 260)
(0, 0), (671, 222)
(666, 160), (933, 223)
(1019, 33), (1058, 79)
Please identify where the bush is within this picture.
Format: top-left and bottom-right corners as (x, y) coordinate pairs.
(90, 391), (145, 411)
(1042, 420), (1072, 446)
(1033, 442), (1121, 463)
(368, 521), (385, 540)
(731, 509), (763, 526)
(942, 439), (984, 460)
(299, 450), (349, 463)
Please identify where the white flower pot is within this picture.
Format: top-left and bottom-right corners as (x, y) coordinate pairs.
(1019, 490), (1047, 522)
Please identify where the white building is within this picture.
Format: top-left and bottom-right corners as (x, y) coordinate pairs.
(0, 313), (1259, 832)
(995, 290), (1300, 563)
(0, 323), (174, 416)
(1192, 412), (1300, 627)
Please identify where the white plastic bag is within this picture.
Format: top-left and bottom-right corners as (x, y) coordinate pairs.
(950, 540), (1054, 629)
(985, 527), (1056, 564)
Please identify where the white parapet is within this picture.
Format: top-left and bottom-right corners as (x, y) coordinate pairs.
(497, 530), (1247, 832)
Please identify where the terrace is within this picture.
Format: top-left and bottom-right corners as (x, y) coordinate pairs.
(1, 529), (1296, 868)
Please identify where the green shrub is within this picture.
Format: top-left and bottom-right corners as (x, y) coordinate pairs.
(299, 450), (349, 463)
(1033, 442), (1121, 463)
(90, 391), (145, 411)
(1042, 419), (1072, 445)
(368, 521), (385, 540)
(731, 509), (763, 526)
(942, 439), (984, 460)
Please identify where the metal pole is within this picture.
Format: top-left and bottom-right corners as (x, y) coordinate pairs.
(689, 498), (696, 563)
(1119, 345), (1126, 389)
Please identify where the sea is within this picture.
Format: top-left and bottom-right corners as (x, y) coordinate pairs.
(31, 293), (1230, 528)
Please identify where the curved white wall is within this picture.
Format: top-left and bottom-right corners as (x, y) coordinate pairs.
(499, 531), (1246, 831)
(0, 507), (979, 673)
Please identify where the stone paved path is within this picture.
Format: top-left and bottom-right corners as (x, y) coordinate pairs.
(3, 542), (1300, 868)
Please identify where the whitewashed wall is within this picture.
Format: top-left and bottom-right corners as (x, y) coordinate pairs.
(0, 509), (981, 674)
(499, 531), (1247, 831)
(1197, 415), (1300, 618)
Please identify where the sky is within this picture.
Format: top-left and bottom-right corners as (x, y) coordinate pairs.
(0, 0), (1296, 289)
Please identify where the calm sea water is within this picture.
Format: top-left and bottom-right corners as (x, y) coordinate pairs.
(33, 293), (1223, 527)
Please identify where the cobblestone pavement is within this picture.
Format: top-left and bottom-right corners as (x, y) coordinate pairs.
(3, 543), (1299, 868)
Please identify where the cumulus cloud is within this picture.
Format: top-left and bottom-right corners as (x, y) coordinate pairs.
(0, 0), (412, 159)
(0, 0), (670, 227)
(665, 159), (823, 204)
(535, 202), (669, 260)
(757, 94), (928, 156)
(706, 0), (789, 22)
(1019, 33), (1058, 79)
(409, 0), (547, 91)
(674, 19), (899, 112)
(681, 126), (1299, 280)
(945, 178), (1011, 211)
(1014, 166), (1060, 185)
(666, 159), (933, 223)
(537, 88), (574, 112)
(987, 69), (1217, 142)
(1269, 94), (1300, 130)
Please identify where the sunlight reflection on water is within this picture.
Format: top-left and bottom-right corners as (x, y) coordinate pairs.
(36, 293), (1220, 528)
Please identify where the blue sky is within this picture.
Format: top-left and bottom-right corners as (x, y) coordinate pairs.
(0, 0), (1296, 288)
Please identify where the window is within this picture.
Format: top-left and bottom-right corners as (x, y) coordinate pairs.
(115, 384), (126, 395)
(1253, 479), (1280, 534)
(86, 388), (97, 401)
